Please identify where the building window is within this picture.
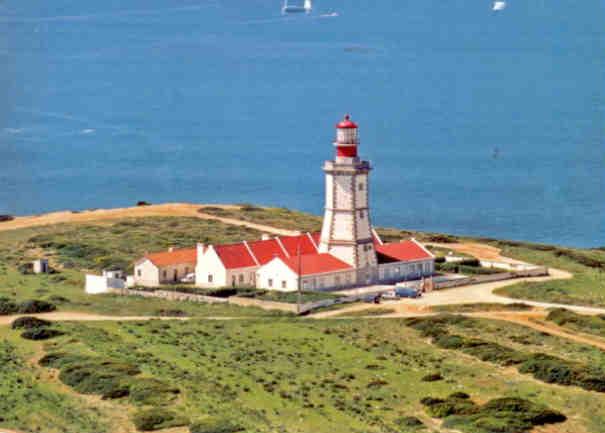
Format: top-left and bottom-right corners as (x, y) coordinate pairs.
(162, 270), (167, 278)
(281, 280), (287, 289)
(185, 267), (189, 274)
(239, 274), (244, 283)
(358, 183), (364, 191)
(137, 269), (142, 277)
(303, 280), (309, 290)
(208, 274), (213, 283)
(359, 210), (365, 219)
(268, 279), (273, 288)
(335, 276), (341, 285)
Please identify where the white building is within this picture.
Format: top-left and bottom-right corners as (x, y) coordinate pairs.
(133, 247), (196, 287)
(134, 114), (435, 291)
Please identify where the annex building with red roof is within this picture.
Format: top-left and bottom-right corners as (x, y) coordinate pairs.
(133, 115), (435, 290)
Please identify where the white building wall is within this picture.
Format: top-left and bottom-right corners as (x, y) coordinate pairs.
(157, 262), (195, 284)
(257, 259), (298, 292)
(355, 174), (368, 208)
(196, 247), (228, 288)
(332, 213), (354, 240)
(226, 266), (259, 288)
(133, 259), (160, 287)
(85, 275), (125, 294)
(334, 175), (353, 209)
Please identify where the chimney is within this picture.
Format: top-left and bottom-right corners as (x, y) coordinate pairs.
(261, 234), (271, 241)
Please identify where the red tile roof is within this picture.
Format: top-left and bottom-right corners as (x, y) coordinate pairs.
(145, 248), (197, 267)
(375, 239), (433, 263)
(247, 239), (287, 265)
(279, 233), (318, 257)
(214, 243), (257, 269)
(280, 253), (352, 276)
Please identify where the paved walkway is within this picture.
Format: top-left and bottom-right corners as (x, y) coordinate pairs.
(0, 203), (299, 237)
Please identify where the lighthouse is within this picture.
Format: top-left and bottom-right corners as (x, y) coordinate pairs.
(318, 115), (378, 284)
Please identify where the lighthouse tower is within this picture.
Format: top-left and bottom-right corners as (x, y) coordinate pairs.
(318, 115), (378, 282)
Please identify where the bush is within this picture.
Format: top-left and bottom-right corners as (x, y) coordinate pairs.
(421, 372), (443, 382)
(0, 297), (19, 315)
(21, 327), (64, 340)
(132, 408), (188, 431)
(189, 417), (244, 433)
(11, 316), (52, 330)
(394, 416), (424, 429)
(17, 299), (56, 314)
(137, 201), (151, 206)
(519, 353), (605, 392)
(0, 214), (14, 222)
(41, 352), (141, 399)
(130, 378), (180, 406)
(423, 394), (566, 433)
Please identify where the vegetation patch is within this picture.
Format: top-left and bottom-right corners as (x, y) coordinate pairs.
(20, 327), (64, 340)
(198, 205), (322, 233)
(546, 308), (605, 337)
(132, 408), (188, 431)
(40, 352), (140, 399)
(0, 297), (56, 315)
(393, 416), (425, 430)
(189, 416), (244, 433)
(130, 378), (181, 406)
(405, 315), (605, 392)
(11, 316), (52, 329)
(421, 394), (566, 433)
(432, 302), (532, 313)
(336, 307), (396, 317)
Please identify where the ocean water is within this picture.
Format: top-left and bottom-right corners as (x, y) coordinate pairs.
(0, 0), (603, 247)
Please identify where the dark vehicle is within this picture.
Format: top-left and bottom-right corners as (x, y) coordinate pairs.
(394, 287), (421, 298)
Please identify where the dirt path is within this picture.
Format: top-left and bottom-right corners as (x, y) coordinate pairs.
(0, 311), (244, 326)
(425, 241), (526, 264)
(0, 203), (299, 237)
(469, 311), (605, 351)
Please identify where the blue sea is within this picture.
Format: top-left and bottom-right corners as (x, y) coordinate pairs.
(0, 0), (603, 247)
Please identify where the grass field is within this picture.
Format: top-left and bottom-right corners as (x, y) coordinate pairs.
(491, 240), (605, 307)
(0, 217), (286, 317)
(1, 317), (603, 433)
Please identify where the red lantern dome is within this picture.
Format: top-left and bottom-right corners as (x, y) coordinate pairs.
(336, 114), (358, 129)
(334, 114), (358, 158)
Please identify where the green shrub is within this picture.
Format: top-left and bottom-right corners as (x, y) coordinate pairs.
(189, 416), (244, 433)
(132, 408), (188, 431)
(21, 327), (64, 340)
(0, 297), (18, 315)
(421, 372), (442, 382)
(546, 308), (605, 335)
(41, 352), (140, 399)
(130, 378), (180, 406)
(519, 353), (605, 392)
(17, 299), (56, 314)
(11, 316), (52, 329)
(393, 416), (424, 429)
(423, 395), (565, 433)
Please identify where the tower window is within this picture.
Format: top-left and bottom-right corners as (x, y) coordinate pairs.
(358, 183), (364, 191)
(359, 210), (365, 219)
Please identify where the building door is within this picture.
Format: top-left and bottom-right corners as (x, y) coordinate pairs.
(173, 269), (178, 282)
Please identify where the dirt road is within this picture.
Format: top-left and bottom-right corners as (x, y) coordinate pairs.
(0, 203), (299, 237)
(0, 311), (243, 326)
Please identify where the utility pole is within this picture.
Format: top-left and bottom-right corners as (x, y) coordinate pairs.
(297, 240), (302, 315)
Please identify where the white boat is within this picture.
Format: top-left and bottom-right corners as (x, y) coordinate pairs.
(493, 1), (507, 11)
(282, 0), (312, 14)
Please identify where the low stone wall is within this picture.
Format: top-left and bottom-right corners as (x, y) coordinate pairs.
(434, 266), (548, 290)
(113, 288), (228, 304)
(228, 296), (298, 312)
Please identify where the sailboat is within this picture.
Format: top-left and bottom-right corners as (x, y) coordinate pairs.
(282, 0), (312, 14)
